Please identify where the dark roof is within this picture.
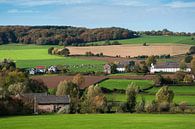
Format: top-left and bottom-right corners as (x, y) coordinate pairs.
(22, 93), (70, 104)
(117, 64), (126, 68)
(36, 95), (70, 104)
(154, 62), (190, 69)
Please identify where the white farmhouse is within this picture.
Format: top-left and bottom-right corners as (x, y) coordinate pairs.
(48, 66), (58, 73)
(150, 62), (191, 73)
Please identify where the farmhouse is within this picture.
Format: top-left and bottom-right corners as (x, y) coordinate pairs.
(104, 61), (135, 74)
(104, 64), (112, 74)
(116, 64), (126, 72)
(150, 62), (191, 73)
(22, 93), (70, 114)
(29, 66), (46, 75)
(47, 66), (58, 73)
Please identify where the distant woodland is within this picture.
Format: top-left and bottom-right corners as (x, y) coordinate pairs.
(0, 26), (194, 46)
(0, 26), (137, 45)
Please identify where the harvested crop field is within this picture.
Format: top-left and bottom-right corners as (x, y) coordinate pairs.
(31, 75), (107, 89)
(67, 44), (190, 57)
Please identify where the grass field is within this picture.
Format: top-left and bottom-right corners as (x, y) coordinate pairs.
(99, 79), (154, 90)
(0, 114), (195, 129)
(88, 35), (195, 45)
(99, 79), (195, 105)
(0, 44), (105, 72)
(106, 93), (195, 105)
(147, 86), (195, 95)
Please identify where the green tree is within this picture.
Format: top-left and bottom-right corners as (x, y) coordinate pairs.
(189, 46), (195, 54)
(59, 48), (70, 57)
(185, 55), (193, 63)
(126, 82), (138, 113)
(179, 61), (187, 70)
(48, 47), (54, 55)
(146, 55), (156, 66)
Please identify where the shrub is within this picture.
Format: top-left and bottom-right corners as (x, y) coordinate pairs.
(135, 96), (145, 113)
(185, 55), (193, 63)
(156, 86), (174, 104)
(183, 74), (193, 83)
(48, 47), (54, 54)
(189, 46), (195, 54)
(179, 101), (188, 113)
(145, 101), (157, 113)
(158, 102), (170, 112)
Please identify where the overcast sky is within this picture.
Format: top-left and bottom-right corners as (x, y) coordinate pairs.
(0, 0), (195, 32)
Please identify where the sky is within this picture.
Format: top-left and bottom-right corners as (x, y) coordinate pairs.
(0, 0), (195, 32)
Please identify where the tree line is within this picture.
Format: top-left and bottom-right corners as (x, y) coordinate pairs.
(0, 26), (137, 45)
(139, 29), (195, 36)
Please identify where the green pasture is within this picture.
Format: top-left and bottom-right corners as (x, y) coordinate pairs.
(147, 86), (195, 95)
(106, 93), (195, 105)
(99, 79), (154, 90)
(0, 114), (195, 129)
(88, 35), (195, 45)
(0, 44), (105, 72)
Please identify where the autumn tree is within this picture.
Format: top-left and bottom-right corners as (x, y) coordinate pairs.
(56, 80), (79, 113)
(80, 85), (107, 113)
(72, 74), (85, 86)
(8, 82), (28, 95)
(156, 86), (174, 112)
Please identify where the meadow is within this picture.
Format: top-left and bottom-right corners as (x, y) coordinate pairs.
(0, 44), (105, 72)
(99, 79), (154, 90)
(99, 79), (195, 105)
(0, 114), (195, 129)
(87, 35), (195, 45)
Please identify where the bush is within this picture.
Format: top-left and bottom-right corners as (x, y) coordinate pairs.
(135, 96), (145, 113)
(189, 46), (195, 54)
(185, 55), (193, 63)
(145, 101), (157, 113)
(48, 47), (54, 54)
(158, 102), (170, 112)
(179, 101), (188, 113)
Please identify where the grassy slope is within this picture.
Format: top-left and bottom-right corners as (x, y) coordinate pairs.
(99, 79), (154, 90)
(88, 35), (195, 45)
(0, 114), (195, 129)
(0, 44), (105, 72)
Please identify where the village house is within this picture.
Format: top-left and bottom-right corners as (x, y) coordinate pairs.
(150, 62), (191, 73)
(47, 65), (59, 73)
(29, 66), (46, 75)
(22, 93), (70, 114)
(104, 64), (112, 74)
(104, 61), (135, 74)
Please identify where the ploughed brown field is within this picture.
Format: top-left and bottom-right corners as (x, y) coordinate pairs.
(31, 75), (107, 89)
(67, 44), (190, 57)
